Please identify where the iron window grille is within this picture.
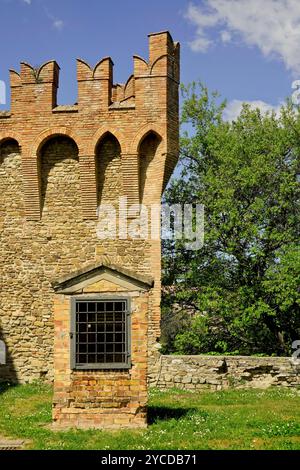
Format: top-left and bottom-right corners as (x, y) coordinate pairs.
(71, 298), (131, 370)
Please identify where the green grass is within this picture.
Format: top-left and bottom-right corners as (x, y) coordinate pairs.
(0, 382), (299, 450)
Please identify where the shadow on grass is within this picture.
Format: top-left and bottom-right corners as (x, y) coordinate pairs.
(0, 382), (15, 396)
(148, 406), (195, 424)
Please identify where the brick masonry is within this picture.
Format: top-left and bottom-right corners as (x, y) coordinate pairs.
(52, 269), (150, 429)
(0, 31), (180, 429)
(152, 355), (300, 390)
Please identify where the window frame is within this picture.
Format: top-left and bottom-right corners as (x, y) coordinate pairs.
(70, 296), (131, 370)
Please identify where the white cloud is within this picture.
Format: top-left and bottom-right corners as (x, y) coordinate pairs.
(43, 6), (64, 31)
(185, 0), (300, 74)
(53, 19), (64, 31)
(223, 99), (282, 121)
(220, 30), (231, 43)
(185, 3), (219, 52)
(189, 35), (213, 52)
(22, 0), (31, 4)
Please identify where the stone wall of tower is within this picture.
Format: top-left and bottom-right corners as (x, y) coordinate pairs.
(0, 31), (180, 384)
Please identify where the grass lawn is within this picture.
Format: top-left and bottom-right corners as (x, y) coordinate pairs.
(0, 382), (299, 450)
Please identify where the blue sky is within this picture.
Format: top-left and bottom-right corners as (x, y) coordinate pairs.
(0, 0), (297, 118)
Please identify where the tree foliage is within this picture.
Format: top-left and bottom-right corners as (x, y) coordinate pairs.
(162, 82), (300, 356)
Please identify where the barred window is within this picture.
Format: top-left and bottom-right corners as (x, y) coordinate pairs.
(71, 298), (131, 369)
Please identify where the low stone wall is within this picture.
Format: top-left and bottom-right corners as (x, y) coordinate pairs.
(152, 355), (300, 390)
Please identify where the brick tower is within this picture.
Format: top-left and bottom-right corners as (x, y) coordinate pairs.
(0, 31), (180, 428)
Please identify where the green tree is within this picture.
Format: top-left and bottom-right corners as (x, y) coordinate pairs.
(162, 82), (300, 356)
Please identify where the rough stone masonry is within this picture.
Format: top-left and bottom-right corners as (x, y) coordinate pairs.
(0, 31), (180, 429)
(152, 355), (300, 391)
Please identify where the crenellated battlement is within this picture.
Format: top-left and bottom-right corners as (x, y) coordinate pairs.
(3, 31), (179, 116)
(12, 60), (60, 86)
(9, 60), (60, 113)
(0, 31), (179, 228)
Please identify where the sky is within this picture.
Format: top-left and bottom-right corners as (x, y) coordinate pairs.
(0, 0), (298, 119)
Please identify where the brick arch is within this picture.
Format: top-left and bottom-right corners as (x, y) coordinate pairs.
(138, 130), (165, 205)
(23, 128), (81, 221)
(88, 126), (127, 155)
(0, 132), (22, 148)
(130, 124), (165, 155)
(39, 132), (80, 217)
(31, 127), (81, 156)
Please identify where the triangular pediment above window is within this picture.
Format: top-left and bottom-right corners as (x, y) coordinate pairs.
(52, 260), (154, 294)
